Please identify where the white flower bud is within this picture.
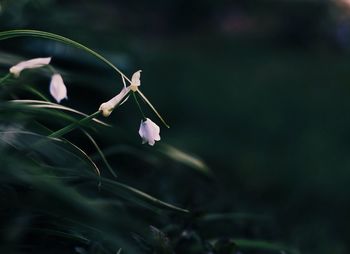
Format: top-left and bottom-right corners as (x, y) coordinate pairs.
(138, 118), (160, 146)
(50, 74), (68, 103)
(99, 87), (130, 117)
(10, 57), (51, 77)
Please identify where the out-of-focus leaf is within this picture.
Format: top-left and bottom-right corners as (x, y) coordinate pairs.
(213, 238), (237, 254)
(225, 239), (300, 254)
(30, 228), (90, 244)
(101, 178), (189, 214)
(149, 225), (174, 254)
(10, 99), (109, 126)
(63, 138), (101, 176)
(158, 144), (212, 176)
(0, 128), (100, 176)
(23, 86), (51, 101)
(82, 130), (117, 178)
(197, 212), (271, 223)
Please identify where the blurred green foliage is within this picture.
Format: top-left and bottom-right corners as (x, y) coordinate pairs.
(0, 0), (350, 253)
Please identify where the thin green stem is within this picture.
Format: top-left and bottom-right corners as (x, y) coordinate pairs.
(0, 73), (12, 86)
(83, 130), (117, 178)
(47, 65), (56, 74)
(0, 29), (170, 128)
(137, 89), (170, 128)
(49, 111), (101, 138)
(24, 86), (50, 101)
(132, 92), (146, 120)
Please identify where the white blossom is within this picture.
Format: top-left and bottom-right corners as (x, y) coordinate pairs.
(50, 74), (67, 103)
(98, 70), (141, 117)
(138, 118), (161, 146)
(9, 57), (51, 77)
(130, 70), (141, 92)
(99, 87), (130, 117)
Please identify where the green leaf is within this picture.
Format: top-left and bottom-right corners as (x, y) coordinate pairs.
(101, 178), (190, 214)
(0, 29), (130, 83)
(158, 144), (212, 176)
(233, 239), (300, 254)
(10, 100), (109, 127)
(82, 130), (117, 178)
(197, 212), (270, 223)
(213, 239), (237, 254)
(48, 111), (101, 138)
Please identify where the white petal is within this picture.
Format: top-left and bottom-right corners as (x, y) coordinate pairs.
(10, 57), (51, 77)
(130, 70), (142, 91)
(50, 74), (67, 103)
(98, 87), (130, 117)
(138, 118), (160, 146)
(99, 101), (114, 117)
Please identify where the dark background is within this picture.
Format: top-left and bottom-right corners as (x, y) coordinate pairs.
(1, 0), (350, 253)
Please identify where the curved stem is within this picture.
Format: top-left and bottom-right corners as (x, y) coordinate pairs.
(0, 73), (12, 87)
(137, 89), (170, 128)
(132, 92), (146, 120)
(49, 111), (101, 138)
(0, 30), (131, 84)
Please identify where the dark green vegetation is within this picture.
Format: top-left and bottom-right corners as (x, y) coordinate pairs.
(0, 1), (349, 253)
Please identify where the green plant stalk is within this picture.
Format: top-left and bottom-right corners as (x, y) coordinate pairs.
(49, 111), (101, 138)
(0, 30), (131, 83)
(0, 29), (170, 127)
(132, 92), (146, 120)
(137, 89), (170, 128)
(83, 130), (117, 178)
(24, 86), (50, 101)
(0, 73), (12, 86)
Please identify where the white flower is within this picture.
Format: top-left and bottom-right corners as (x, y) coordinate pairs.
(99, 86), (130, 117)
(9, 57), (51, 77)
(50, 74), (68, 103)
(130, 70), (142, 92)
(138, 118), (161, 146)
(98, 70), (142, 117)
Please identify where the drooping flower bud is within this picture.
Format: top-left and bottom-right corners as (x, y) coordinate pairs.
(50, 74), (68, 103)
(10, 57), (51, 77)
(138, 118), (161, 146)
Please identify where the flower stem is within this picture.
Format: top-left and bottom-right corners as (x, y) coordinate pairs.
(47, 65), (56, 74)
(137, 89), (170, 128)
(48, 111), (101, 138)
(0, 73), (12, 87)
(0, 30), (131, 84)
(132, 92), (146, 120)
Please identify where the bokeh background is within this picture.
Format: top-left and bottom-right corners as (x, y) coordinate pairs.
(1, 0), (350, 253)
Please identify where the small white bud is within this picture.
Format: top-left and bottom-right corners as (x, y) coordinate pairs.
(50, 74), (67, 103)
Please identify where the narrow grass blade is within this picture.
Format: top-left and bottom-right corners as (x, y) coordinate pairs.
(48, 111), (101, 138)
(101, 178), (189, 214)
(197, 212), (270, 223)
(83, 130), (117, 178)
(10, 100), (109, 126)
(158, 144), (211, 176)
(0, 30), (131, 84)
(62, 138), (101, 176)
(0, 73), (12, 86)
(233, 239), (300, 254)
(23, 86), (51, 101)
